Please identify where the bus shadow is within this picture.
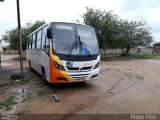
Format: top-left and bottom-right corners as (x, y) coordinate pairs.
(27, 67), (95, 93)
(45, 81), (95, 92)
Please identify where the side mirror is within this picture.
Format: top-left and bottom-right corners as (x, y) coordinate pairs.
(47, 27), (52, 39)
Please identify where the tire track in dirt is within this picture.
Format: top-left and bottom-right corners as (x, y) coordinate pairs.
(60, 68), (142, 120)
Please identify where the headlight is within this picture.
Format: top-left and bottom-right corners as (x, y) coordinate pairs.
(54, 61), (65, 71)
(93, 61), (100, 69)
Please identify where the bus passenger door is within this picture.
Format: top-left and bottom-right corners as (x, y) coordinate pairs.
(43, 37), (50, 82)
(41, 26), (50, 82)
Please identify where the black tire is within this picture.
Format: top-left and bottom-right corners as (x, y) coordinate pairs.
(41, 68), (51, 85)
(29, 60), (33, 71)
(41, 68), (46, 81)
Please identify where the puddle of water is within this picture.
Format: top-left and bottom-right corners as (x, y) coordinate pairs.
(3, 86), (39, 118)
(16, 88), (28, 94)
(2, 59), (13, 62)
(4, 87), (29, 116)
(1, 63), (12, 66)
(145, 59), (160, 62)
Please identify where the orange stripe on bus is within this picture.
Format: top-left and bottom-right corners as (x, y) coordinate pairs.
(49, 48), (74, 83)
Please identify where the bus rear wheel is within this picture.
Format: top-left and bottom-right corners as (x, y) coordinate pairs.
(41, 68), (50, 84)
(42, 68), (46, 81)
(29, 60), (33, 71)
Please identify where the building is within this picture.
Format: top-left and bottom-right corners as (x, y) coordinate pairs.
(0, 40), (10, 53)
(153, 42), (160, 54)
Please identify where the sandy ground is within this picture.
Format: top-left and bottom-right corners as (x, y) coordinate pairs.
(0, 55), (160, 115)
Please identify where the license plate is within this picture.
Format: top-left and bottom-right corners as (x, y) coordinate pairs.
(76, 78), (85, 81)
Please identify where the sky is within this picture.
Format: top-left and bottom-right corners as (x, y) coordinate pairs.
(0, 0), (160, 44)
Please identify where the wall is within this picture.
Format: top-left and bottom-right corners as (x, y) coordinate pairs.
(101, 47), (153, 55)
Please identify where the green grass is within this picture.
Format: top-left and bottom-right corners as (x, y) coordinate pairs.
(133, 54), (160, 59)
(0, 96), (16, 110)
(0, 76), (14, 87)
(0, 76), (29, 88)
(135, 74), (144, 80)
(101, 54), (160, 61)
(16, 78), (29, 85)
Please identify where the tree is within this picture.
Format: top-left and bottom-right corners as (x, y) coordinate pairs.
(0, 0), (5, 2)
(153, 42), (160, 47)
(82, 7), (153, 57)
(116, 20), (153, 56)
(2, 20), (45, 50)
(82, 7), (120, 57)
(82, 7), (104, 48)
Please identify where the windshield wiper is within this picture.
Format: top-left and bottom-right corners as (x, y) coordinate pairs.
(77, 35), (91, 56)
(68, 25), (91, 56)
(68, 35), (77, 56)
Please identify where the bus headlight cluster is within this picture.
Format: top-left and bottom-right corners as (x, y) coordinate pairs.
(54, 61), (65, 71)
(93, 61), (100, 69)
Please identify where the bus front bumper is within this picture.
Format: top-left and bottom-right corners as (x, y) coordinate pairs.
(68, 67), (100, 82)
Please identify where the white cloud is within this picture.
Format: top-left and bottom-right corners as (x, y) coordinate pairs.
(149, 7), (160, 22)
(0, 0), (160, 42)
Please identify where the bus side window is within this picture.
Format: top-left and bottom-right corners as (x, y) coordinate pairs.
(35, 33), (37, 49)
(42, 26), (48, 49)
(36, 30), (42, 49)
(27, 38), (29, 49)
(32, 34), (36, 49)
(28, 37), (30, 49)
(30, 36), (32, 49)
(28, 37), (31, 49)
(45, 37), (50, 53)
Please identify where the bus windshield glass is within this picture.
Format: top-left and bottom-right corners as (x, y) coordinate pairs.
(52, 23), (99, 55)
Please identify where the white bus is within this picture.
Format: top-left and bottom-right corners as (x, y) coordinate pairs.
(26, 22), (100, 83)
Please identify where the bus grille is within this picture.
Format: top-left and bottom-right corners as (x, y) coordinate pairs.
(70, 73), (89, 80)
(67, 67), (79, 71)
(67, 66), (92, 71)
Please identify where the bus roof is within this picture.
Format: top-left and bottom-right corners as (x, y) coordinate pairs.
(27, 23), (50, 38)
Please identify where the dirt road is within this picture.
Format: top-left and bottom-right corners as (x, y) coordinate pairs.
(1, 55), (160, 115)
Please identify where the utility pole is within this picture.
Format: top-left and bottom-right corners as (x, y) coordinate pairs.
(0, 40), (1, 67)
(16, 0), (24, 78)
(0, 51), (1, 68)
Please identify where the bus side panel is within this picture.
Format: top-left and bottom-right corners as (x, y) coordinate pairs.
(27, 49), (50, 82)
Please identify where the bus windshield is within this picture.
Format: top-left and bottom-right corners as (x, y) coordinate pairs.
(52, 23), (99, 55)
